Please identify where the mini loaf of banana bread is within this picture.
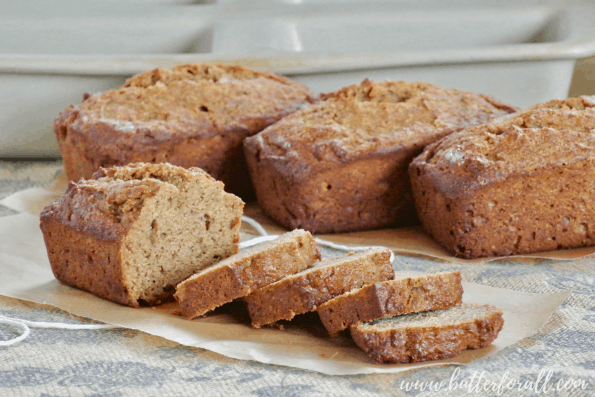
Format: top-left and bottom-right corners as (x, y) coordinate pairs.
(174, 230), (321, 318)
(410, 96), (595, 259)
(244, 248), (395, 328)
(318, 271), (463, 336)
(55, 63), (314, 200)
(350, 304), (504, 364)
(244, 79), (516, 233)
(39, 162), (244, 307)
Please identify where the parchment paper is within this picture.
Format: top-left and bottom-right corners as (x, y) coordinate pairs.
(0, 176), (572, 375)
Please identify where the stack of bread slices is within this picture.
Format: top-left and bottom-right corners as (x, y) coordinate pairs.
(40, 162), (504, 364)
(176, 232), (504, 364)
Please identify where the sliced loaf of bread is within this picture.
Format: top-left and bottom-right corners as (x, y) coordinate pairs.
(244, 248), (395, 328)
(174, 230), (320, 318)
(318, 271), (463, 336)
(350, 303), (504, 364)
(40, 162), (244, 307)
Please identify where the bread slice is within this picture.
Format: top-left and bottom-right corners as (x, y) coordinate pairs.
(174, 230), (321, 318)
(244, 248), (395, 328)
(350, 303), (504, 364)
(40, 162), (244, 307)
(318, 271), (463, 336)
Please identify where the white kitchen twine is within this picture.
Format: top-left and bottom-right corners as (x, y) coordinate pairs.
(0, 315), (117, 347)
(1, 216), (393, 347)
(240, 216), (395, 263)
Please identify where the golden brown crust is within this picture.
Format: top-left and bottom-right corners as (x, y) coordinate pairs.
(350, 304), (504, 364)
(174, 230), (321, 319)
(40, 171), (168, 307)
(318, 271), (463, 336)
(123, 63), (299, 89)
(244, 79), (517, 233)
(410, 96), (595, 258)
(55, 63), (314, 200)
(40, 216), (135, 306)
(243, 248), (395, 328)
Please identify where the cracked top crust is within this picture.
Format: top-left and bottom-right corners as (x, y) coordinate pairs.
(245, 79), (517, 179)
(67, 63), (314, 137)
(40, 163), (222, 240)
(92, 161), (213, 191)
(412, 96), (595, 197)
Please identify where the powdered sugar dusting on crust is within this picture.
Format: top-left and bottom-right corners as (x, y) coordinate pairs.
(442, 146), (466, 164)
(440, 144), (490, 167)
(217, 76), (233, 84)
(473, 155), (489, 164)
(98, 119), (138, 134)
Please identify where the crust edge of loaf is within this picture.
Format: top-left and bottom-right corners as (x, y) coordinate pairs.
(410, 155), (595, 259)
(350, 305), (504, 364)
(244, 142), (419, 233)
(318, 271), (464, 336)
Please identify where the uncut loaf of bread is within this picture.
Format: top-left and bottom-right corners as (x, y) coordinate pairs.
(39, 163), (244, 307)
(244, 248), (395, 328)
(175, 230), (321, 319)
(244, 79), (517, 233)
(54, 63), (314, 200)
(318, 271), (463, 336)
(350, 304), (504, 364)
(410, 96), (595, 259)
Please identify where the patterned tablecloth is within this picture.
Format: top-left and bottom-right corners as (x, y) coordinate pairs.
(0, 160), (594, 397)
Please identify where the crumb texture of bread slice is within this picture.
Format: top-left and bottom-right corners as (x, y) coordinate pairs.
(318, 271), (463, 336)
(244, 248), (395, 328)
(39, 162), (244, 307)
(350, 303), (504, 364)
(174, 229), (321, 318)
(410, 96), (595, 258)
(54, 63), (314, 199)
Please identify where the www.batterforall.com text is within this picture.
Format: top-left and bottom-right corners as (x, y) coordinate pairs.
(398, 368), (590, 395)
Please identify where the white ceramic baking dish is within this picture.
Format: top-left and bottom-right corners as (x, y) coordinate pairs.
(1, 0), (595, 157)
